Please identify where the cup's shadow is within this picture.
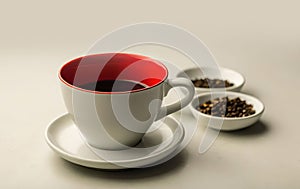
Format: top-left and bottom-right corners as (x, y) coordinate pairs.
(58, 148), (189, 179)
(221, 121), (269, 136)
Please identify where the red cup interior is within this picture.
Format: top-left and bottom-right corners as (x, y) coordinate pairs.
(59, 53), (168, 93)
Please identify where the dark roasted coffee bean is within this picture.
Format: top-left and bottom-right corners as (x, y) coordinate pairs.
(196, 96), (256, 118)
(191, 78), (234, 88)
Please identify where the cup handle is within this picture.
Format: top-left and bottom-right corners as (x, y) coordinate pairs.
(155, 78), (195, 120)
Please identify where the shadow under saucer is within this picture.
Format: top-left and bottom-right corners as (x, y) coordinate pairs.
(57, 148), (189, 179)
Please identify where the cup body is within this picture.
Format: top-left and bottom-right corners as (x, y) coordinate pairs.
(60, 80), (166, 150)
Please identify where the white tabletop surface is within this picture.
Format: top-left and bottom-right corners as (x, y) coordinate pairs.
(1, 0), (300, 188)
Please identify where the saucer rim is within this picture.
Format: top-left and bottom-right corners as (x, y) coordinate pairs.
(45, 113), (185, 168)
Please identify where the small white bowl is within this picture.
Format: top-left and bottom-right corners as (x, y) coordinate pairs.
(177, 67), (245, 94)
(190, 92), (264, 131)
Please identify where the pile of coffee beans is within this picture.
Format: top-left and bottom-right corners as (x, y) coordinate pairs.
(192, 78), (234, 88)
(196, 96), (256, 118)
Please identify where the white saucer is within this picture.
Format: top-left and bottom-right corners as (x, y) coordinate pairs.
(45, 114), (185, 169)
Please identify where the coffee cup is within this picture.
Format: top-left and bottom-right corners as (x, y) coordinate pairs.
(59, 53), (194, 150)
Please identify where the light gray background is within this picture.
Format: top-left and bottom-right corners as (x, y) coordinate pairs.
(1, 0), (299, 188)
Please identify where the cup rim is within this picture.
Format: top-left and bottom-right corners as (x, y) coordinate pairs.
(58, 53), (169, 94)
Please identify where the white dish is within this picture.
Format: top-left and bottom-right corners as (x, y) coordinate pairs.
(45, 114), (185, 169)
(177, 67), (245, 93)
(190, 92), (264, 131)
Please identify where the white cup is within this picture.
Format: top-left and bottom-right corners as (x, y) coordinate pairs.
(59, 53), (194, 150)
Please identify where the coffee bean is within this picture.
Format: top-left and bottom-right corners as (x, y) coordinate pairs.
(192, 78), (234, 88)
(197, 96), (256, 118)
